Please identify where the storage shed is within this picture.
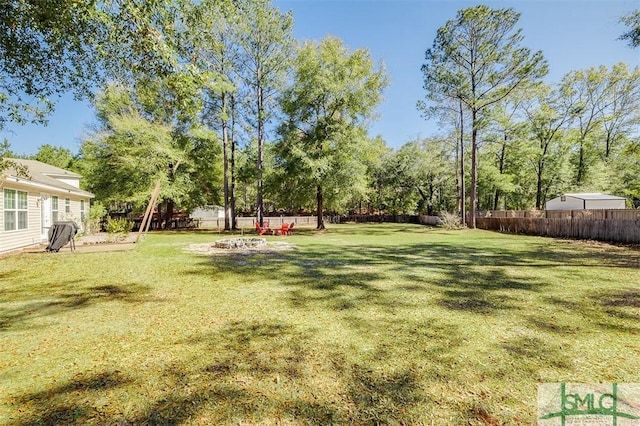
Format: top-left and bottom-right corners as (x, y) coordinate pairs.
(545, 193), (626, 210)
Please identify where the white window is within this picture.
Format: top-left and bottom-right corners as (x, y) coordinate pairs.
(80, 200), (86, 222)
(52, 196), (59, 222)
(4, 189), (28, 231)
(65, 198), (71, 214)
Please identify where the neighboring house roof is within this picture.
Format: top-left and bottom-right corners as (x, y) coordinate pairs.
(3, 158), (94, 198)
(563, 193), (626, 201)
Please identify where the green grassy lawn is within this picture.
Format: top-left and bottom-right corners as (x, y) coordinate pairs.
(1, 224), (639, 425)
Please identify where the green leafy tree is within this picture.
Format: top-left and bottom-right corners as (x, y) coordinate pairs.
(0, 139), (15, 157)
(32, 144), (75, 169)
(598, 63), (640, 159)
(0, 139), (17, 179)
(481, 94), (530, 210)
(0, 0), (99, 129)
(101, 0), (183, 78)
(355, 135), (390, 214)
(616, 138), (640, 206)
(396, 138), (456, 215)
(372, 149), (421, 215)
(560, 66), (609, 186)
(0, 0), (187, 133)
(619, 10), (640, 48)
(277, 36), (389, 229)
(520, 83), (576, 208)
(235, 0), (294, 226)
(418, 95), (469, 221)
(422, 5), (547, 227)
(80, 84), (221, 226)
(185, 0), (241, 229)
(233, 141), (259, 215)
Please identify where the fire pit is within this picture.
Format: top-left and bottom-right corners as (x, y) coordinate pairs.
(213, 237), (267, 250)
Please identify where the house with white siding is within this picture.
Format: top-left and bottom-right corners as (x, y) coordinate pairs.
(1, 158), (94, 254)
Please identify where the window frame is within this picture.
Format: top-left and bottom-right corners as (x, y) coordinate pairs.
(52, 196), (59, 222)
(3, 189), (28, 231)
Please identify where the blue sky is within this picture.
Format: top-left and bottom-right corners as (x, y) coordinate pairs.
(3, 0), (639, 156)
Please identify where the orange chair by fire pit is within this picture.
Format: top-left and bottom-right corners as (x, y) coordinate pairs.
(255, 222), (271, 235)
(275, 223), (289, 235)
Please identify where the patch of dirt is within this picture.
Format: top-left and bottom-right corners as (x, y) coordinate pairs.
(185, 241), (296, 255)
(77, 233), (137, 245)
(560, 238), (639, 250)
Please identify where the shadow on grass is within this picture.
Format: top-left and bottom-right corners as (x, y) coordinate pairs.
(0, 283), (154, 332)
(118, 318), (453, 425)
(186, 320), (315, 381)
(434, 267), (539, 314)
(127, 320), (344, 425)
(0, 270), (19, 281)
(320, 224), (435, 237)
(12, 370), (132, 426)
(590, 288), (640, 331)
(348, 364), (423, 423)
(183, 232), (640, 329)
(13, 228), (633, 424)
(539, 288), (640, 334)
(190, 240), (560, 317)
(596, 288), (640, 308)
(501, 336), (571, 372)
(527, 317), (582, 334)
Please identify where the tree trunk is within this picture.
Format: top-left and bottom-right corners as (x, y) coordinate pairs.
(222, 92), (230, 231)
(256, 67), (264, 227)
(535, 163), (544, 210)
(535, 136), (551, 209)
(605, 128), (612, 159)
(454, 133), (460, 213)
(468, 109), (478, 229)
(459, 99), (466, 226)
(230, 138), (237, 230)
(416, 186), (430, 215)
(163, 200), (175, 230)
(576, 141), (585, 185)
(428, 180), (435, 216)
(493, 133), (507, 210)
(230, 94), (238, 230)
(316, 184), (325, 230)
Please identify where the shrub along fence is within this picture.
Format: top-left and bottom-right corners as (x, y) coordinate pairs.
(476, 209), (640, 244)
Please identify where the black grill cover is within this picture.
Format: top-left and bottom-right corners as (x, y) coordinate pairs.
(46, 221), (79, 252)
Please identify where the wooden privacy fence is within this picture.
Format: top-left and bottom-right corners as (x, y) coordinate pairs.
(478, 209), (640, 220)
(339, 214), (420, 224)
(476, 216), (640, 244)
(194, 211), (640, 243)
(198, 216), (318, 230)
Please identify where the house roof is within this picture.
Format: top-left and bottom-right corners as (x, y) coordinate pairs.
(3, 158), (94, 198)
(564, 193), (626, 201)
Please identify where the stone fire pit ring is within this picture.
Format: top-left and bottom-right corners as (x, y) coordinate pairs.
(214, 237), (267, 250)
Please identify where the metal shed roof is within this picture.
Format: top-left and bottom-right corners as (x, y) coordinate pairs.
(564, 193), (626, 201)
